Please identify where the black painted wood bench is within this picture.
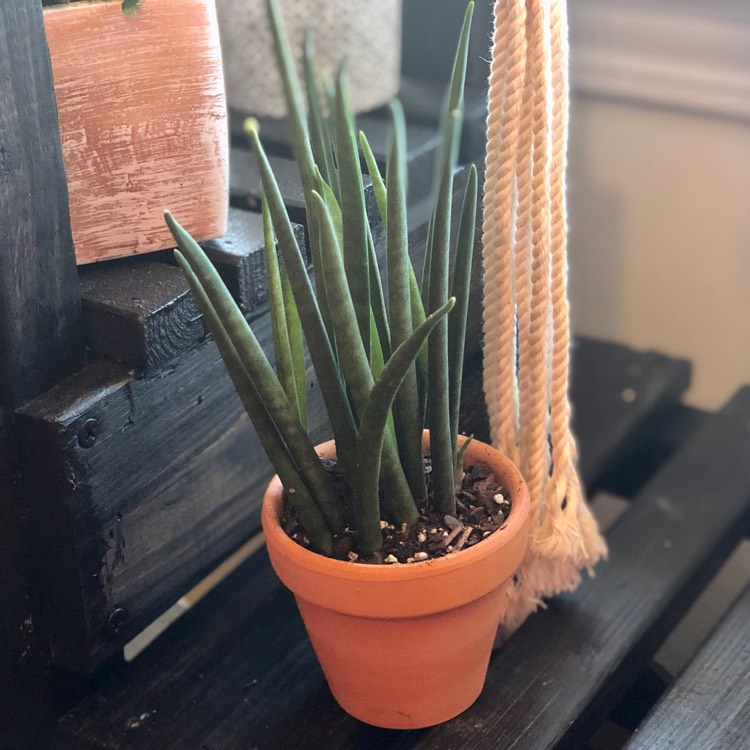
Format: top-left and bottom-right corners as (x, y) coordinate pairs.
(3, 3), (749, 749)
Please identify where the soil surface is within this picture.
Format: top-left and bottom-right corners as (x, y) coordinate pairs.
(282, 457), (513, 564)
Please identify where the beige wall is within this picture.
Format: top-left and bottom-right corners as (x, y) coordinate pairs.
(566, 95), (750, 409)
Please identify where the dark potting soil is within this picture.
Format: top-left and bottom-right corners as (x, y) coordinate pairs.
(282, 457), (513, 564)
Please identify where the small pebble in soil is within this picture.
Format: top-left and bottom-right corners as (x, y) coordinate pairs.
(282, 459), (513, 565)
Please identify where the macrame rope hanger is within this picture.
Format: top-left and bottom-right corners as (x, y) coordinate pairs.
(482, 0), (608, 635)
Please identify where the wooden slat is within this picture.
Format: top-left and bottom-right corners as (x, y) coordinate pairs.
(459, 339), (693, 495)
(77, 208), (307, 371)
(410, 387), (750, 750)
(201, 207), (307, 315)
(626, 582), (750, 750)
(80, 258), (203, 371)
(55, 356), (733, 750)
(0, 0), (85, 742)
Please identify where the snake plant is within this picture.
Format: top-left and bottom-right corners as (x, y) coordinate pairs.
(166, 0), (477, 560)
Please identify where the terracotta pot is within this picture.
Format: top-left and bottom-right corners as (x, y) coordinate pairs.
(43, 0), (228, 264)
(261, 433), (530, 729)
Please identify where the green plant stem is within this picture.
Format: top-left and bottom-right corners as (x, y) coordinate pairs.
(354, 298), (455, 559)
(265, 0), (317, 194)
(335, 65), (371, 358)
(359, 130), (387, 224)
(448, 164), (477, 453)
(281, 267), (307, 430)
(310, 191), (419, 527)
(249, 130), (359, 473)
(175, 251), (332, 554)
(262, 191), (300, 425)
(367, 227), (391, 360)
(426, 111), (462, 516)
(303, 30), (338, 198)
(387, 100), (426, 500)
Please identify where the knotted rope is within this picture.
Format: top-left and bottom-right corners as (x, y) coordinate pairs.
(483, 0), (607, 635)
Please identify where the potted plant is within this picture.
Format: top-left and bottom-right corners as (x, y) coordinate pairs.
(165, 0), (529, 729)
(42, 0), (228, 264)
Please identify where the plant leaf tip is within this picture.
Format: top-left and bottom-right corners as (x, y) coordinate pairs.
(243, 117), (260, 137)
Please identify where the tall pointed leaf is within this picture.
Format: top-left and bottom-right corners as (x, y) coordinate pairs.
(248, 129), (358, 472)
(304, 30), (338, 197)
(335, 64), (371, 357)
(359, 130), (387, 224)
(309, 190), (419, 526)
(166, 212), (345, 534)
(175, 250), (331, 553)
(426, 110), (462, 516)
(387, 100), (425, 499)
(448, 164), (477, 450)
(354, 298), (455, 559)
(262, 191), (299, 425)
(281, 267), (307, 430)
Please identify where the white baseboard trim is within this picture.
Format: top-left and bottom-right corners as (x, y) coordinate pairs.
(569, 1), (750, 121)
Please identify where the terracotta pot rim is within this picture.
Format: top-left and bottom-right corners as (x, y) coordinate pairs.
(261, 433), (530, 583)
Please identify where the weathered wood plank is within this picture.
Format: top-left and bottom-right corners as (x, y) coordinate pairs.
(411, 387), (750, 750)
(459, 339), (693, 496)
(42, 0), (228, 264)
(78, 209), (307, 371)
(0, 0), (85, 743)
(80, 259), (203, 371)
(201, 207), (307, 315)
(626, 582), (750, 750)
(54, 355), (730, 750)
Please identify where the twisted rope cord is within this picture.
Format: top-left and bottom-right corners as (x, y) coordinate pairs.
(484, 0), (608, 633)
(518, 0), (553, 532)
(534, 0), (577, 554)
(511, 10), (535, 476)
(482, 0), (527, 466)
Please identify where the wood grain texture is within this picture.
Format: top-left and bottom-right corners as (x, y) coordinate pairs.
(54, 378), (750, 750)
(626, 583), (750, 750)
(80, 258), (204, 370)
(0, 0), (85, 742)
(202, 207), (307, 314)
(43, 0), (228, 264)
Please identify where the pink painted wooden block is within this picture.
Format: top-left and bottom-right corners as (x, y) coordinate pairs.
(43, 0), (228, 265)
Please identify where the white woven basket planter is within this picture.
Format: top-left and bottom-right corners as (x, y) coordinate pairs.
(217, 0), (402, 118)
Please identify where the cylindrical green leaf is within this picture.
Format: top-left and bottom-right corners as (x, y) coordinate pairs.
(166, 212), (345, 534)
(354, 298), (456, 559)
(448, 164), (477, 451)
(175, 250), (333, 554)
